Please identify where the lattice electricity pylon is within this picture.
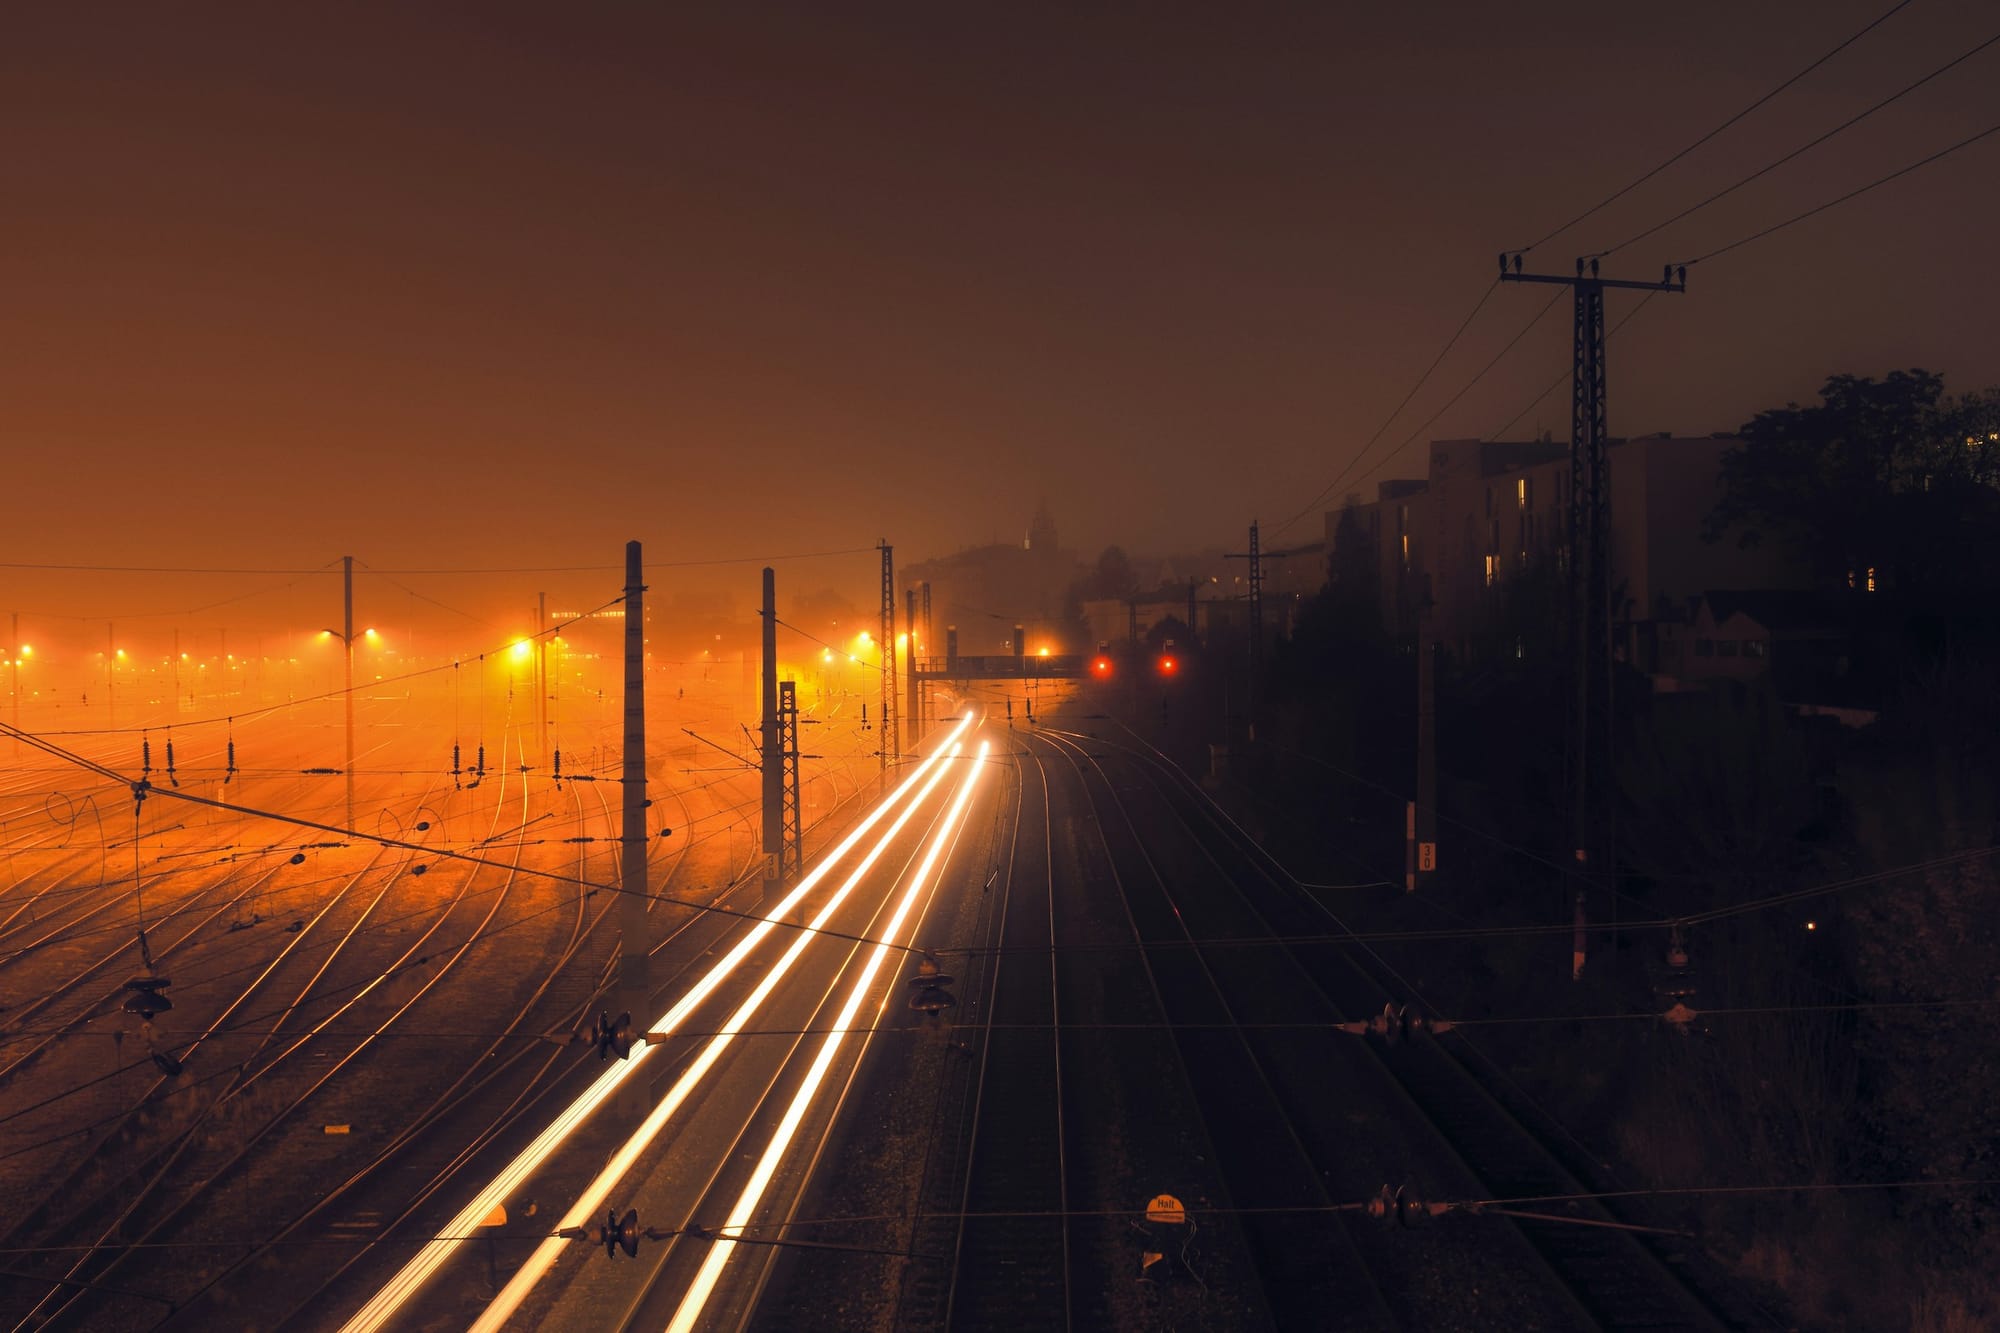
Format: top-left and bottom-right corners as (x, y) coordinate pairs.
(920, 581), (934, 729)
(879, 541), (898, 770)
(778, 680), (802, 879)
(1499, 253), (1685, 881)
(1248, 520), (1263, 671)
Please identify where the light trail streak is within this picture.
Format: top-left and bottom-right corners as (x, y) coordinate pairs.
(667, 737), (992, 1333)
(467, 735), (975, 1332)
(339, 714), (972, 1333)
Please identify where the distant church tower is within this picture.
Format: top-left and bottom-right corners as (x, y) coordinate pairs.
(1026, 500), (1058, 554)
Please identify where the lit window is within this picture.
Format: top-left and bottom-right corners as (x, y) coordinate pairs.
(1483, 554), (1497, 587)
(1866, 567), (1877, 593)
(1401, 533), (1410, 567)
(1517, 477), (1530, 509)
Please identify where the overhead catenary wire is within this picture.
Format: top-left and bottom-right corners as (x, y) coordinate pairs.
(1512, 0), (1917, 255)
(0, 719), (983, 1065)
(19, 593), (629, 738)
(10, 993), (1994, 1046)
(7, 714), (1989, 1159)
(7, 716), (1991, 971)
(1591, 26), (2000, 259)
(0, 1175), (1984, 1256)
(772, 615), (886, 674)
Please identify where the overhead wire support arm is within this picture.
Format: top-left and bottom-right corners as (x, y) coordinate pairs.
(1496, 255), (1687, 293)
(681, 727), (756, 769)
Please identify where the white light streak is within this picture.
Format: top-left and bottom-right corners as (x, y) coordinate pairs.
(667, 738), (991, 1332)
(468, 735), (975, 1332)
(340, 715), (972, 1333)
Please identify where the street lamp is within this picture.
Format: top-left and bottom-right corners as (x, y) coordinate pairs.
(5, 612), (24, 734)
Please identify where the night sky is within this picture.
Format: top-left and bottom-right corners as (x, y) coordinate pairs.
(4, 1), (1995, 610)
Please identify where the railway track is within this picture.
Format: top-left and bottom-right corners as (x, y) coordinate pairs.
(1048, 723), (1754, 1331)
(772, 729), (1276, 1332)
(0, 747), (551, 1327)
(923, 732), (1067, 1329)
(1033, 728), (1393, 1331)
(0, 852), (308, 1088)
(181, 763), (631, 1329)
(606, 747), (979, 1332)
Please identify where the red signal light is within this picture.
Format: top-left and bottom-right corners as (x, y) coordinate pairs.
(1092, 656), (1112, 676)
(1158, 655), (1177, 675)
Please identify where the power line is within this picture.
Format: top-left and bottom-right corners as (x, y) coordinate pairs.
(0, 719), (974, 983)
(1483, 289), (1663, 443)
(0, 546), (879, 577)
(1272, 279), (1500, 539)
(1674, 119), (2000, 266)
(0, 1174), (1987, 1258)
(772, 616), (885, 675)
(11, 721), (1989, 979)
(13, 994), (1994, 1044)
(16, 593), (627, 737)
(1593, 26), (2000, 258)
(1513, 0), (1917, 254)
(1340, 286), (1570, 494)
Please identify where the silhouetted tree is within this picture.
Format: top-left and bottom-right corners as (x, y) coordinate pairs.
(1064, 544), (1140, 615)
(1838, 650), (2000, 1309)
(1705, 370), (2000, 603)
(1093, 545), (1137, 600)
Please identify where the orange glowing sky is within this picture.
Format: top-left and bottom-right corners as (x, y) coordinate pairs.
(3, 2), (1996, 602)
